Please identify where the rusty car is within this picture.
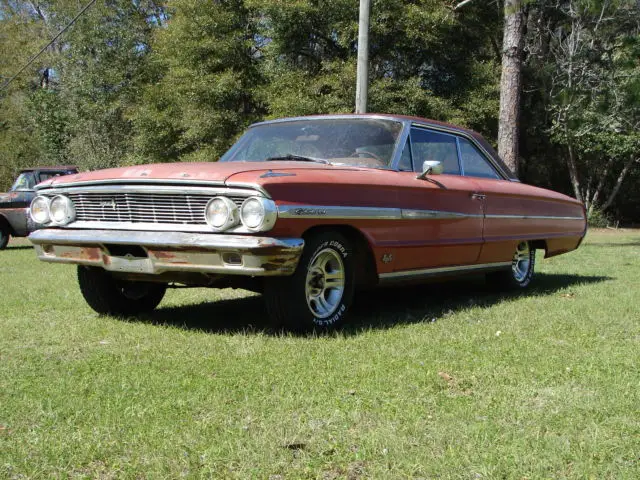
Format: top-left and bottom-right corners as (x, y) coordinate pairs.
(0, 166), (78, 249)
(27, 115), (587, 330)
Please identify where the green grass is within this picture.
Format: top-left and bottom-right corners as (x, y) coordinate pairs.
(1, 230), (639, 479)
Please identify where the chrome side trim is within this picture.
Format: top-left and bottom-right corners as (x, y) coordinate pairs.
(379, 261), (511, 284)
(486, 214), (585, 221)
(278, 205), (402, 220)
(401, 209), (483, 220)
(278, 204), (583, 222)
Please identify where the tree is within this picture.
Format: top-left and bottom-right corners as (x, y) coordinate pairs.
(132, 0), (263, 163)
(498, 0), (527, 176)
(544, 0), (639, 216)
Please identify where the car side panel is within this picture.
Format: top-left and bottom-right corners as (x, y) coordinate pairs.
(245, 169), (485, 274)
(474, 178), (586, 262)
(388, 173), (483, 271)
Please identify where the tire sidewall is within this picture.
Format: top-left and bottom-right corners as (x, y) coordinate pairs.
(512, 247), (535, 288)
(0, 226), (9, 250)
(296, 233), (355, 329)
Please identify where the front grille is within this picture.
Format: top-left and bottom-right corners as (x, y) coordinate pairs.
(67, 192), (247, 225)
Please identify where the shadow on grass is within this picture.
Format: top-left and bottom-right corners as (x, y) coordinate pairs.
(138, 273), (611, 336)
(3, 245), (33, 251)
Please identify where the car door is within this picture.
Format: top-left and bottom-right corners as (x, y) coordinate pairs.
(391, 126), (484, 273)
(456, 137), (586, 262)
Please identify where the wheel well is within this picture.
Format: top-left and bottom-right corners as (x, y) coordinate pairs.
(529, 239), (547, 256)
(0, 215), (13, 236)
(302, 225), (378, 289)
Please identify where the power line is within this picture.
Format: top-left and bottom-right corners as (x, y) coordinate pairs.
(0, 0), (98, 91)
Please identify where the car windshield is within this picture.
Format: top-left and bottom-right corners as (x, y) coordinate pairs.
(220, 118), (404, 169)
(10, 172), (36, 191)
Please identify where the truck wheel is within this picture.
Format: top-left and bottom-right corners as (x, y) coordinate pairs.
(487, 241), (535, 289)
(0, 225), (9, 250)
(77, 266), (166, 316)
(264, 231), (355, 331)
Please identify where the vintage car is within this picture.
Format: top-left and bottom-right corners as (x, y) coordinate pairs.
(0, 166), (78, 249)
(27, 115), (586, 329)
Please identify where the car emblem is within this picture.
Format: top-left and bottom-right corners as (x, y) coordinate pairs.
(98, 199), (117, 210)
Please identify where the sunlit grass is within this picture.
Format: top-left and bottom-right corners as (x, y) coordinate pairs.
(1, 230), (639, 478)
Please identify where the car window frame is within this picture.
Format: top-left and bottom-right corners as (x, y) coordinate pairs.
(456, 137), (502, 179)
(400, 122), (509, 180)
(408, 126), (462, 175)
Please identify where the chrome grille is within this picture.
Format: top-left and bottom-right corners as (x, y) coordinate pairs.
(67, 192), (246, 225)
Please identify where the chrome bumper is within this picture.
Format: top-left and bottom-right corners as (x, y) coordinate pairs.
(28, 229), (304, 276)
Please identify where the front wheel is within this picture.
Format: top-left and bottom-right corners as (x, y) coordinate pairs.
(77, 266), (166, 316)
(487, 241), (536, 289)
(0, 225), (9, 250)
(264, 231), (355, 331)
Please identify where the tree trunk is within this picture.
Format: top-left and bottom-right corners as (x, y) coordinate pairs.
(566, 141), (583, 203)
(601, 155), (637, 212)
(498, 0), (526, 177)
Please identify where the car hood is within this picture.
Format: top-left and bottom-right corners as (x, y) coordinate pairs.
(36, 161), (366, 189)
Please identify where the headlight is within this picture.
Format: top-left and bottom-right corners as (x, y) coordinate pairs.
(205, 196), (239, 231)
(240, 197), (277, 232)
(49, 195), (76, 225)
(30, 196), (51, 224)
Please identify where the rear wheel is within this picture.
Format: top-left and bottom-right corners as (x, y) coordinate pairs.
(0, 225), (9, 250)
(487, 241), (535, 289)
(77, 266), (166, 316)
(264, 231), (355, 331)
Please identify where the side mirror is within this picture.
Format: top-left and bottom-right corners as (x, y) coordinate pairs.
(416, 160), (444, 180)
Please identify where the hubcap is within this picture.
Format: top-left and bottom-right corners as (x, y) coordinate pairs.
(305, 248), (345, 319)
(512, 242), (531, 283)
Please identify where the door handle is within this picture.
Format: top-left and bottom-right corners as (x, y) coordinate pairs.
(471, 193), (486, 200)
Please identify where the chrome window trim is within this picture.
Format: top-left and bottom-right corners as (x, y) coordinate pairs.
(390, 120), (413, 171)
(222, 115), (409, 170)
(410, 122), (511, 180)
(408, 125), (463, 175)
(455, 137), (465, 176)
(379, 261), (512, 284)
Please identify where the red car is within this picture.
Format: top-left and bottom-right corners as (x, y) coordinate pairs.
(28, 115), (586, 330)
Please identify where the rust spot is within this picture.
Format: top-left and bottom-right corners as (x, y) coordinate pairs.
(149, 250), (178, 260)
(59, 246), (101, 261)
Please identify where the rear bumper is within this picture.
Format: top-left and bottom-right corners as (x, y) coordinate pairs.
(28, 229), (304, 276)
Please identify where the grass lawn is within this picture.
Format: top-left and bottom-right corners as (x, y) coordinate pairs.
(1, 230), (639, 479)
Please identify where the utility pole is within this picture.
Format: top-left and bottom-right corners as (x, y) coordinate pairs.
(355, 0), (370, 114)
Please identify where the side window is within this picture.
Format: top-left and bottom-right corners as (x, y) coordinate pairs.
(398, 139), (413, 171)
(410, 128), (460, 175)
(459, 138), (501, 179)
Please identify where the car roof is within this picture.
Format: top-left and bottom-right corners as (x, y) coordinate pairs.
(251, 114), (518, 180)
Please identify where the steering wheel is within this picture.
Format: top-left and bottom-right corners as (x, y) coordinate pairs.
(350, 149), (383, 163)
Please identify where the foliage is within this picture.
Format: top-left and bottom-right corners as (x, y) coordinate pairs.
(0, 0), (638, 223)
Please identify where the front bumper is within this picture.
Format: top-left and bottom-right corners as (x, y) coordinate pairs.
(28, 229), (304, 276)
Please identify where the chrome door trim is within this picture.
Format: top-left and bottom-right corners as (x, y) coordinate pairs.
(485, 214), (584, 221)
(379, 261), (511, 284)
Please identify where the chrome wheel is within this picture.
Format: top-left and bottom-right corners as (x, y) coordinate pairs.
(512, 241), (531, 282)
(305, 248), (345, 319)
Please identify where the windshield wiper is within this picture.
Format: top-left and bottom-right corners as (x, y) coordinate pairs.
(265, 154), (329, 164)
